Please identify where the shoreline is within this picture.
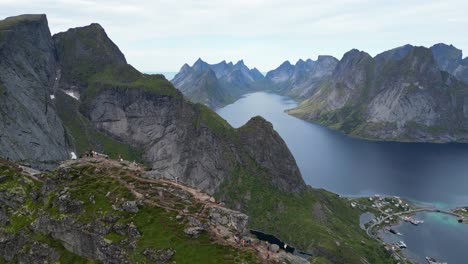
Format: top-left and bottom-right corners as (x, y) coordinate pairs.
(352, 195), (467, 263)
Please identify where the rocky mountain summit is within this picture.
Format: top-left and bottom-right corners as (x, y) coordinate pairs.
(265, 56), (339, 99)
(289, 44), (468, 142)
(172, 59), (265, 108)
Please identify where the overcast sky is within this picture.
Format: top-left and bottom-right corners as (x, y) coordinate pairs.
(1, 0), (467, 72)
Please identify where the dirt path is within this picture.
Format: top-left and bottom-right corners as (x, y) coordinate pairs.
(60, 158), (304, 263)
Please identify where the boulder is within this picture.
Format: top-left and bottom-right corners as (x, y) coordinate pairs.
(142, 248), (175, 263)
(122, 201), (139, 213)
(208, 207), (249, 234)
(184, 227), (204, 238)
(268, 244), (280, 253)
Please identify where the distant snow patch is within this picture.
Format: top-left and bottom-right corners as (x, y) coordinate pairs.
(64, 90), (80, 100)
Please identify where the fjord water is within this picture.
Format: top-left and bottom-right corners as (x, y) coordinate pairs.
(216, 92), (468, 207)
(217, 92), (468, 262)
(379, 212), (468, 263)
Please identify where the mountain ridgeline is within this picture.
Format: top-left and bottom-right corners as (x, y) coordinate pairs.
(265, 56), (339, 99)
(289, 44), (468, 142)
(172, 59), (264, 108)
(0, 14), (395, 263)
(173, 42), (468, 143)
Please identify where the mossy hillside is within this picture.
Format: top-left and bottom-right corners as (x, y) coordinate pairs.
(49, 163), (260, 263)
(0, 159), (259, 263)
(84, 65), (180, 100)
(0, 160), (92, 263)
(55, 91), (143, 161)
(217, 166), (394, 264)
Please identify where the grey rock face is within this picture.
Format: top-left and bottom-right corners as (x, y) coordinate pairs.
(83, 88), (237, 195)
(0, 14), (70, 169)
(208, 207), (249, 234)
(266, 56), (338, 99)
(0, 230), (60, 264)
(430, 43), (468, 84)
(32, 215), (129, 263)
(289, 46), (468, 142)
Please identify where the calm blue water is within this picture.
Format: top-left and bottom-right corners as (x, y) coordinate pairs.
(380, 212), (468, 263)
(217, 92), (468, 262)
(216, 92), (468, 207)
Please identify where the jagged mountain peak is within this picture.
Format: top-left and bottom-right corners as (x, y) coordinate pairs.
(375, 44), (414, 62)
(235, 59), (245, 65)
(342, 48), (372, 60)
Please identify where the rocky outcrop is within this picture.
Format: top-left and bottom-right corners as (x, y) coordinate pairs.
(430, 43), (468, 84)
(0, 14), (70, 169)
(266, 56), (339, 99)
(208, 207), (249, 234)
(238, 116), (306, 193)
(289, 45), (468, 142)
(32, 216), (129, 263)
(53, 22), (127, 92)
(0, 230), (60, 264)
(172, 58), (265, 108)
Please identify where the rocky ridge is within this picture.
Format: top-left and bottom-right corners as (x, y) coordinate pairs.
(265, 56), (339, 99)
(288, 45), (468, 142)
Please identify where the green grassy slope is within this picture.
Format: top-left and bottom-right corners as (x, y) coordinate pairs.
(217, 166), (394, 263)
(0, 159), (260, 263)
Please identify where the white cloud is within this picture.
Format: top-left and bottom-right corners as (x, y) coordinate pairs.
(1, 0), (467, 72)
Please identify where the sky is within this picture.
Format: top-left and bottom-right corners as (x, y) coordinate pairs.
(1, 0), (468, 73)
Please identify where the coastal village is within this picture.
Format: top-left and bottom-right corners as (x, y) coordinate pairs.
(349, 195), (466, 264)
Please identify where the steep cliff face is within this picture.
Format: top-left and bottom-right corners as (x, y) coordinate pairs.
(266, 56), (338, 99)
(83, 87), (237, 194)
(172, 59), (265, 108)
(0, 15), (70, 168)
(289, 46), (468, 142)
(430, 43), (468, 84)
(52, 23), (303, 196)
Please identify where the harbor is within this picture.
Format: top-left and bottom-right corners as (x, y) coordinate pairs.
(350, 195), (467, 263)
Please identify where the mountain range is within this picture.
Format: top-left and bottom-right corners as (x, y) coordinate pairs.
(289, 44), (468, 142)
(173, 43), (468, 143)
(172, 59), (264, 108)
(0, 14), (393, 263)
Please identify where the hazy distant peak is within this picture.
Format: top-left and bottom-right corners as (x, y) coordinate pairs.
(194, 58), (206, 65)
(235, 60), (245, 66)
